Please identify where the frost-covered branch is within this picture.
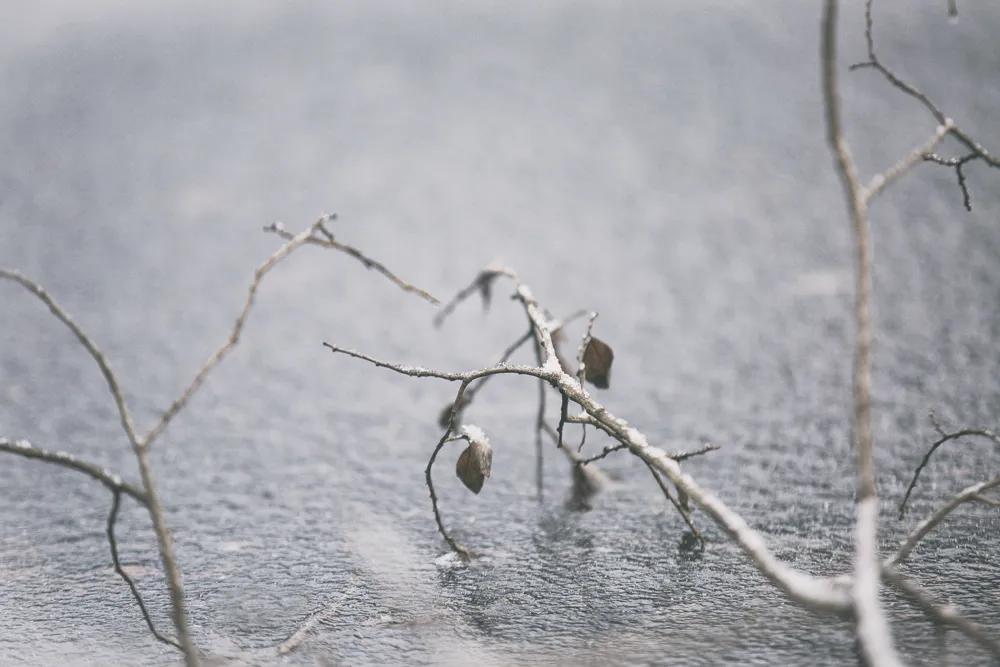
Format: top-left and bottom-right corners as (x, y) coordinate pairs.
(325, 268), (851, 614)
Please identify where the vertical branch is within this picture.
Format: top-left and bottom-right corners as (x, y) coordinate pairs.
(132, 448), (198, 662)
(534, 375), (547, 502)
(821, 1), (901, 664)
(532, 329), (548, 502)
(555, 393), (570, 449)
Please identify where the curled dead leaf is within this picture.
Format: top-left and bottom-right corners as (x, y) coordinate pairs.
(583, 337), (614, 389)
(455, 425), (493, 494)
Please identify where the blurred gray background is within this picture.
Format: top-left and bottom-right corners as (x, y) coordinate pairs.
(1, 1), (999, 665)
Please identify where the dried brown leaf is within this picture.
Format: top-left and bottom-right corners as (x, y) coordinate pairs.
(476, 270), (499, 312)
(583, 337), (614, 389)
(455, 425), (493, 494)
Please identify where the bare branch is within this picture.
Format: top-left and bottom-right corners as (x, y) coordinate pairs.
(263, 219), (438, 305)
(144, 217), (327, 449)
(531, 325), (548, 502)
(0, 269), (141, 447)
(576, 442), (718, 467)
(555, 393), (570, 449)
(925, 153), (975, 211)
(883, 565), (1000, 659)
(864, 120), (953, 200)
(0, 437), (147, 504)
(432, 264), (518, 328)
(668, 442), (720, 462)
(323, 342), (555, 384)
(850, 0), (999, 210)
(578, 444), (628, 466)
(887, 471), (1000, 568)
(643, 460), (703, 548)
(899, 421), (1000, 518)
(823, 1), (901, 661)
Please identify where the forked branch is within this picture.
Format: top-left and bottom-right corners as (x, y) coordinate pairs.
(1, 214), (436, 666)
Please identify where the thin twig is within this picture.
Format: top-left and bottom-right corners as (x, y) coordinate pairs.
(668, 443), (720, 462)
(887, 471), (1000, 568)
(0, 438), (147, 504)
(323, 343), (554, 384)
(850, 0), (998, 210)
(899, 421), (1000, 518)
(643, 460), (703, 548)
(0, 269), (140, 446)
(264, 219), (439, 306)
(106, 490), (182, 650)
(883, 565), (1000, 659)
(432, 265), (518, 328)
(575, 312), (598, 451)
(864, 121), (953, 200)
(578, 444), (628, 466)
(555, 393), (570, 449)
(145, 217), (328, 449)
(531, 323), (548, 502)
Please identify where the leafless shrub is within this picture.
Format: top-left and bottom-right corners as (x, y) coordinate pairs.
(1, 215), (435, 666)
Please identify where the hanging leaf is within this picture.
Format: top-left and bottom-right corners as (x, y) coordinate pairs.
(583, 337), (614, 389)
(455, 425), (493, 494)
(475, 270), (499, 312)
